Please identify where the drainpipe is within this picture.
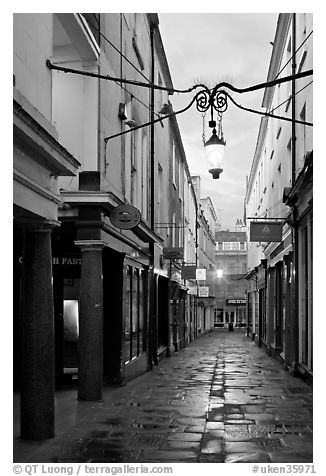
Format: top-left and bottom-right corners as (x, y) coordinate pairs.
(148, 21), (157, 368)
(291, 13), (299, 375)
(150, 26), (155, 233)
(120, 14), (125, 197)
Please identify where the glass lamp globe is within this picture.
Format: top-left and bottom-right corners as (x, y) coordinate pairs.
(204, 129), (226, 179)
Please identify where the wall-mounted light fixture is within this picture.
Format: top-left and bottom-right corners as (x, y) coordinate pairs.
(216, 269), (223, 278)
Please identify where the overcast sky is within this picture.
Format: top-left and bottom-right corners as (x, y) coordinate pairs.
(159, 13), (278, 230)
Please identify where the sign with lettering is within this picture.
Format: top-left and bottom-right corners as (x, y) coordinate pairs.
(181, 265), (196, 280)
(226, 298), (247, 305)
(18, 256), (82, 265)
(188, 287), (198, 295)
(198, 286), (209, 297)
(109, 204), (141, 230)
(163, 247), (184, 259)
(250, 221), (283, 242)
(196, 269), (206, 280)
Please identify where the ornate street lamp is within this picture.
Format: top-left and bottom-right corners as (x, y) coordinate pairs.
(195, 88), (228, 179)
(204, 121), (226, 179)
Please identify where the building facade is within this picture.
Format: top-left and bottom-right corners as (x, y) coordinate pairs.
(214, 228), (248, 328)
(13, 12), (219, 440)
(245, 13), (313, 383)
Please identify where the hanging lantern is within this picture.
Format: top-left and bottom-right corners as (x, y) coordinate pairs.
(204, 127), (226, 179)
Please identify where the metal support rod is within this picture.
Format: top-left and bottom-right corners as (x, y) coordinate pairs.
(46, 59), (312, 97)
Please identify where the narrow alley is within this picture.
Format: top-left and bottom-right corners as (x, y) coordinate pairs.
(13, 330), (313, 464)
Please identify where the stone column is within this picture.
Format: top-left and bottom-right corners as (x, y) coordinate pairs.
(75, 240), (105, 401)
(20, 221), (58, 439)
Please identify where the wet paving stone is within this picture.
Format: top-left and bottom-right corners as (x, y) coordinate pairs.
(206, 421), (225, 430)
(13, 331), (313, 463)
(163, 441), (201, 450)
(167, 432), (202, 442)
(201, 439), (223, 454)
(225, 418), (255, 424)
(225, 441), (266, 453)
(225, 452), (271, 463)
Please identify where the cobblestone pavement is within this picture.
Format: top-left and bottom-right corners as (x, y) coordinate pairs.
(13, 330), (313, 463)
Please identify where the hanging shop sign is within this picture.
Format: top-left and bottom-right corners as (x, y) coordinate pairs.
(196, 268), (207, 280)
(181, 265), (197, 280)
(109, 204), (141, 230)
(171, 271), (182, 284)
(250, 221), (283, 242)
(163, 247), (184, 260)
(198, 286), (209, 297)
(226, 298), (247, 305)
(188, 287), (198, 295)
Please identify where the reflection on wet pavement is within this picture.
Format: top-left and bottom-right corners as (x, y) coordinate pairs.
(13, 330), (313, 463)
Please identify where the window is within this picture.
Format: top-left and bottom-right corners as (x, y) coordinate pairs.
(278, 163), (282, 173)
(132, 36), (144, 70)
(124, 266), (145, 363)
(158, 72), (163, 112)
(240, 242), (246, 251)
(297, 50), (307, 74)
(270, 150), (274, 160)
(300, 103), (307, 156)
(157, 163), (163, 227)
(276, 127), (282, 139)
(172, 141), (177, 187)
(285, 95), (292, 113)
(141, 131), (149, 220)
(52, 14), (98, 169)
(82, 13), (100, 46)
(179, 160), (184, 200)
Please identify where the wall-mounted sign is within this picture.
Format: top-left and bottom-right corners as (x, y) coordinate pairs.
(163, 247), (184, 260)
(226, 298), (247, 305)
(181, 265), (196, 280)
(196, 268), (206, 280)
(18, 255), (82, 265)
(250, 221), (283, 242)
(198, 286), (209, 297)
(109, 204), (141, 230)
(188, 287), (198, 295)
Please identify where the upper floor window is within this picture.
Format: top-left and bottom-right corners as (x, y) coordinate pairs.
(222, 242), (241, 251)
(172, 141), (177, 187)
(297, 50), (307, 74)
(276, 127), (282, 139)
(82, 13), (100, 46)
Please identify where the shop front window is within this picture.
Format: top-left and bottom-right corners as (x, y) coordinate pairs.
(124, 265), (145, 363)
(63, 278), (80, 374)
(124, 266), (132, 362)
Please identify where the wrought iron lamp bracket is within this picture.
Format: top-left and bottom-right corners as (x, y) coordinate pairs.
(195, 87), (228, 123)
